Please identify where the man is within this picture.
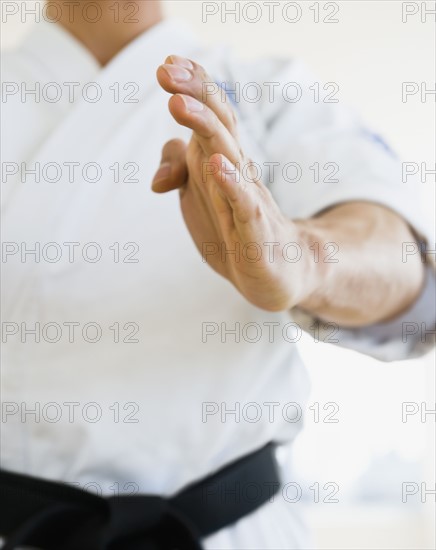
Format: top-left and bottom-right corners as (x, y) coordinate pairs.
(1, 1), (434, 548)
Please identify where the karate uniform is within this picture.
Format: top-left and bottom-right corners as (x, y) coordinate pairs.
(1, 19), (434, 549)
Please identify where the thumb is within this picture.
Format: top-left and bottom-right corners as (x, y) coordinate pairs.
(152, 138), (188, 193)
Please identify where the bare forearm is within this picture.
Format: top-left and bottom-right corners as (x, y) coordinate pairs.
(296, 202), (425, 327)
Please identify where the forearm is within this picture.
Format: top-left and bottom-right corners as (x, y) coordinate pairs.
(296, 202), (425, 327)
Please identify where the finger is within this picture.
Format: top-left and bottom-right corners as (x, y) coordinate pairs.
(167, 94), (241, 165)
(209, 154), (263, 234)
(152, 138), (188, 193)
(156, 55), (238, 136)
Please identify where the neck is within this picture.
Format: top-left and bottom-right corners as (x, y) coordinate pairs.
(47, 1), (163, 66)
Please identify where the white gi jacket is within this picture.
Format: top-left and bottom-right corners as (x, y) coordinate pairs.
(1, 18), (434, 549)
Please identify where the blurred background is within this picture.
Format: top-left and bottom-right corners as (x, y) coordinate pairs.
(2, 1), (435, 548)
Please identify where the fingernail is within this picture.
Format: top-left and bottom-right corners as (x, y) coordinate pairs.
(153, 162), (171, 184)
(182, 95), (204, 113)
(169, 55), (194, 70)
(163, 64), (192, 82)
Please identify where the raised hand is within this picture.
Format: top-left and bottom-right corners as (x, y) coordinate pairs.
(153, 55), (316, 312)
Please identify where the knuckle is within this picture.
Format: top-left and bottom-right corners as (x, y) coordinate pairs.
(193, 61), (207, 77)
(253, 202), (264, 220)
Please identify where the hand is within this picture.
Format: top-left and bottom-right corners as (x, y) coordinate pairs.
(153, 55), (316, 312)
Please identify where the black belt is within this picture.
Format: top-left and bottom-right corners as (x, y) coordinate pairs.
(0, 443), (280, 550)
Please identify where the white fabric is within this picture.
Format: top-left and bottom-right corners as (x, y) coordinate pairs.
(1, 19), (434, 548)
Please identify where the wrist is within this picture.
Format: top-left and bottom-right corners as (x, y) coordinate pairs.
(292, 218), (334, 313)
